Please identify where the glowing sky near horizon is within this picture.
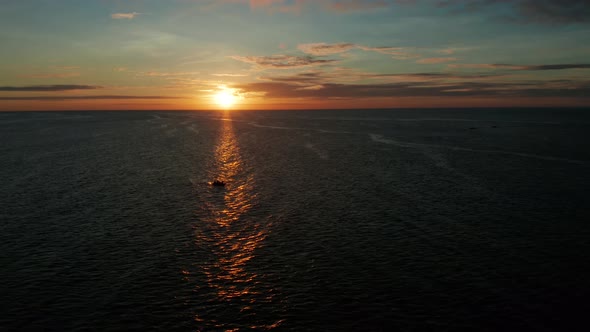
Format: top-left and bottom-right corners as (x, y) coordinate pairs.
(0, 0), (589, 110)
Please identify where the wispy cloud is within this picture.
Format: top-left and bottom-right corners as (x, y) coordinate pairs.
(523, 63), (590, 70)
(139, 71), (200, 77)
(236, 62), (590, 100)
(358, 45), (420, 59)
(18, 66), (82, 79)
(230, 55), (336, 69)
(437, 48), (456, 55)
(449, 63), (590, 70)
(0, 85), (101, 92)
(53, 66), (80, 70)
(111, 12), (141, 20)
(449, 63), (522, 70)
(297, 43), (356, 55)
(298, 42), (419, 59)
(211, 73), (249, 77)
(417, 57), (458, 64)
(258, 69), (505, 87)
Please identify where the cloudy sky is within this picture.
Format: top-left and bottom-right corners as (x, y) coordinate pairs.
(0, 0), (589, 110)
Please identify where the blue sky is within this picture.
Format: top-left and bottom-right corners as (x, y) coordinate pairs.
(0, 0), (589, 110)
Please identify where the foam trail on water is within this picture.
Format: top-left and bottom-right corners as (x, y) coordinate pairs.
(249, 122), (353, 134)
(304, 143), (329, 160)
(165, 127), (178, 136)
(249, 122), (306, 131)
(369, 134), (587, 165)
(187, 125), (200, 134)
(392, 118), (562, 125)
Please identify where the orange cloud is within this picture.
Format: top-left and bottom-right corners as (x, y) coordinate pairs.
(111, 12), (141, 19)
(297, 43), (356, 55)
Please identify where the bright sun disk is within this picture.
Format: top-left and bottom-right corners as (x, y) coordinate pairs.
(214, 89), (236, 109)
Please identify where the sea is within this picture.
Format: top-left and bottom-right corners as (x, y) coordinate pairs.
(1, 108), (589, 331)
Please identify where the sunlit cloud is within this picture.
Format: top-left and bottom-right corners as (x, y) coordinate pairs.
(211, 73), (249, 77)
(139, 71), (200, 77)
(230, 55), (336, 69)
(296, 84), (325, 90)
(297, 42), (419, 59)
(1, 0), (587, 110)
(111, 12), (141, 20)
(437, 48), (456, 55)
(297, 43), (356, 55)
(52, 66), (80, 70)
(356, 45), (419, 59)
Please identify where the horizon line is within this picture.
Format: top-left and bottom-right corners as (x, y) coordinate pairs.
(1, 106), (589, 112)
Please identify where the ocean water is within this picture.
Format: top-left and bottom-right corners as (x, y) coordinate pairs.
(1, 108), (589, 331)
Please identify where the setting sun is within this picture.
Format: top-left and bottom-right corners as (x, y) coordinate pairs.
(214, 88), (237, 109)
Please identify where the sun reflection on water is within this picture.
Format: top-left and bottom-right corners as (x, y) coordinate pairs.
(190, 113), (281, 330)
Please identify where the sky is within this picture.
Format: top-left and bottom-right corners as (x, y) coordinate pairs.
(0, 0), (589, 110)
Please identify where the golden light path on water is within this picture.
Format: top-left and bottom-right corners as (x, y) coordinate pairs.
(192, 113), (282, 330)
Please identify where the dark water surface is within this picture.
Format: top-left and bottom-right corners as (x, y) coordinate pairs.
(1, 109), (589, 331)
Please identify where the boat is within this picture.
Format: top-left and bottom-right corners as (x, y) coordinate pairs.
(211, 180), (226, 187)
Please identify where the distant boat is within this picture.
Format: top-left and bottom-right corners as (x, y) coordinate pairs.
(211, 180), (226, 187)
